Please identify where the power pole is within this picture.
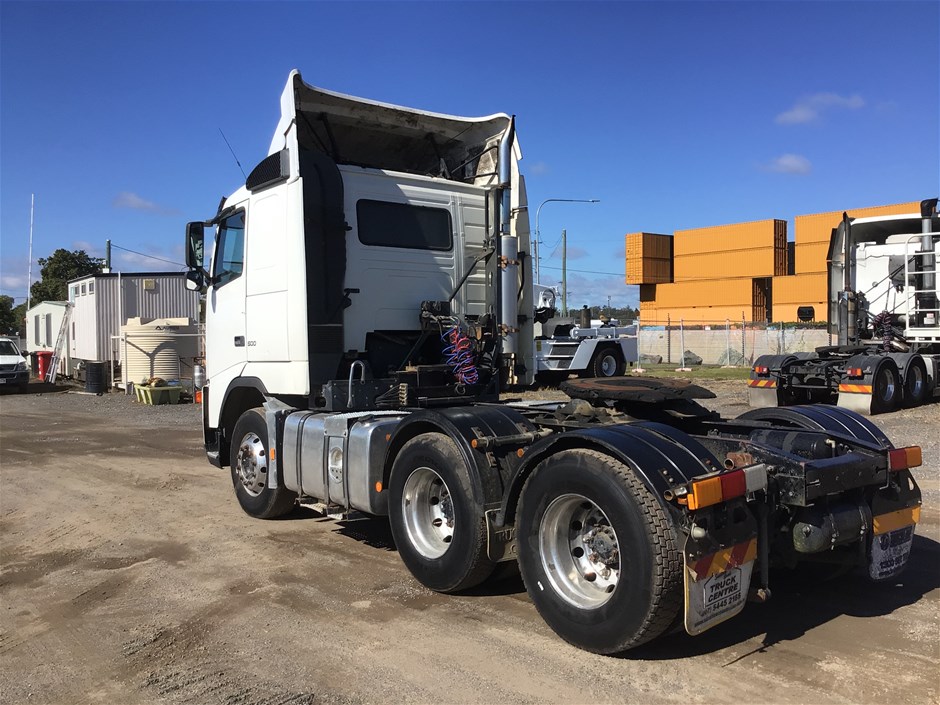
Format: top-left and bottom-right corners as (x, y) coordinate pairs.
(561, 229), (567, 317)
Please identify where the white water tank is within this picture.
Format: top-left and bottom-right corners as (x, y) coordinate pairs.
(120, 317), (199, 388)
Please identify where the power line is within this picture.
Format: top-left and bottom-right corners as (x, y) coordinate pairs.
(540, 264), (624, 277)
(110, 243), (186, 268)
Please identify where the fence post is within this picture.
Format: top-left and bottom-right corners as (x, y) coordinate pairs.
(677, 318), (691, 371)
(723, 318), (732, 367)
(741, 313), (747, 364)
(634, 318), (645, 373)
(667, 314), (672, 365)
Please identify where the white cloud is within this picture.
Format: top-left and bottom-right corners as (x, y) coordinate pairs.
(113, 192), (179, 216)
(763, 154), (812, 175)
(565, 246), (589, 260)
(775, 92), (865, 125)
(72, 240), (103, 256)
(528, 161), (551, 176)
(0, 273), (30, 291)
(547, 274), (638, 309)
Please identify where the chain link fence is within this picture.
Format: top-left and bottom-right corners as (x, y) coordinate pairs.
(636, 317), (832, 366)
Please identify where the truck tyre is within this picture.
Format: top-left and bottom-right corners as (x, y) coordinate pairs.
(388, 433), (494, 593)
(230, 408), (297, 519)
(870, 361), (901, 414)
(586, 346), (626, 378)
(902, 356), (929, 407)
(516, 449), (682, 654)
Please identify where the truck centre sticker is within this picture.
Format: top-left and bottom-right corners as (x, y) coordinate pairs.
(684, 539), (756, 636)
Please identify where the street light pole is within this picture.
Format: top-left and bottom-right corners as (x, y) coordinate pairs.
(534, 198), (600, 285)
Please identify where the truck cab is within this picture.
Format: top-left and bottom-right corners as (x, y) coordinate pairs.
(186, 70), (533, 465)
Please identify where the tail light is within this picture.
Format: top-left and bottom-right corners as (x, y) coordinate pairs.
(684, 465), (768, 511)
(888, 446), (922, 471)
(846, 367), (864, 379)
(754, 366), (770, 376)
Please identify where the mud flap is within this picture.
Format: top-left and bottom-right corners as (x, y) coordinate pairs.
(869, 506), (920, 580)
(747, 382), (778, 409)
(837, 389), (874, 416)
(683, 502), (758, 636)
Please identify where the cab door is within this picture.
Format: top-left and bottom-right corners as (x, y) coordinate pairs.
(207, 206), (248, 390)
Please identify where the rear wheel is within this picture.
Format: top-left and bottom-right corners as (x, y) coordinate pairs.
(871, 362), (901, 414)
(516, 449), (682, 654)
(587, 347), (626, 378)
(389, 433), (494, 593)
(903, 357), (929, 407)
(230, 408), (297, 518)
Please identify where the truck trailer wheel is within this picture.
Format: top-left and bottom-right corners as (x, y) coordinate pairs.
(586, 347), (626, 378)
(230, 409), (297, 519)
(870, 361), (901, 414)
(516, 449), (682, 654)
(388, 433), (494, 593)
(902, 356), (930, 407)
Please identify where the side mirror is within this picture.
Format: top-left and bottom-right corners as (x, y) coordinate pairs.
(184, 269), (205, 292)
(185, 222), (205, 270)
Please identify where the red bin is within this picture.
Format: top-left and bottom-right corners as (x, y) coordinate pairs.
(35, 350), (53, 380)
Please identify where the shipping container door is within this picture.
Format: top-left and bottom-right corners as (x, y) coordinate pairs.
(752, 278), (772, 322)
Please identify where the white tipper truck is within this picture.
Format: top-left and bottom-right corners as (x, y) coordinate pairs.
(184, 70), (923, 654)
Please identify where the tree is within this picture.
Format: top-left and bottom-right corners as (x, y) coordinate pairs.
(11, 301), (28, 339)
(30, 249), (104, 303)
(0, 296), (17, 335)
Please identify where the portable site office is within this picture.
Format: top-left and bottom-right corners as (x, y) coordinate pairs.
(67, 272), (200, 380)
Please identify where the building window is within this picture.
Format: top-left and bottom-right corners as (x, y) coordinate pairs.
(34, 315), (40, 344)
(69, 286), (77, 302)
(356, 200), (453, 251)
(89, 282), (95, 294)
(213, 211), (245, 287)
(45, 314), (53, 346)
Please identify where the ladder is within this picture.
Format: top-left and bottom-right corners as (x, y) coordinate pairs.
(45, 303), (73, 384)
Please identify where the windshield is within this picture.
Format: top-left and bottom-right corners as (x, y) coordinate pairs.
(0, 341), (20, 356)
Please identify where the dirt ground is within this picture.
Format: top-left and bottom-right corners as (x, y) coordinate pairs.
(1, 380), (938, 705)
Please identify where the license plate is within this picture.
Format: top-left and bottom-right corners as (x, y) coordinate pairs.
(0, 379), (7, 385)
(684, 539), (756, 636)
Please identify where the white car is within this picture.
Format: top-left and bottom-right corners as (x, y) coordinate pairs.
(0, 337), (29, 393)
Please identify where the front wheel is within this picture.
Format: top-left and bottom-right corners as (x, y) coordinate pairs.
(230, 408), (297, 518)
(388, 433), (494, 593)
(517, 449), (682, 654)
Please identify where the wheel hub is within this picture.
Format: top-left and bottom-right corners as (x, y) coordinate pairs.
(235, 432), (267, 497)
(539, 494), (620, 608)
(402, 466), (455, 559)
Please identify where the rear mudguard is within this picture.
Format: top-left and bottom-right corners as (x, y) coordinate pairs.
(737, 404), (892, 448)
(498, 421), (721, 526)
(383, 404), (537, 509)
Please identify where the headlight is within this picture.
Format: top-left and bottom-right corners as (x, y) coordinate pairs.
(15, 362), (27, 372)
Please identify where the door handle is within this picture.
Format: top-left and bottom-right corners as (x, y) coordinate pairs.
(234, 336), (245, 347)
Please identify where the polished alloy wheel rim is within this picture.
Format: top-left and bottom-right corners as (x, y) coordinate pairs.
(402, 466), (454, 558)
(539, 493), (619, 608)
(235, 431), (267, 496)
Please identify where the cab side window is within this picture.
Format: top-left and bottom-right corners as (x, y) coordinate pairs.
(214, 211), (245, 287)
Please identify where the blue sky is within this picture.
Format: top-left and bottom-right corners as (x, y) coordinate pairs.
(2, 1), (937, 308)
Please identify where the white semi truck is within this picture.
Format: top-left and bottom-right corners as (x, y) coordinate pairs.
(749, 201), (940, 414)
(184, 71), (922, 654)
